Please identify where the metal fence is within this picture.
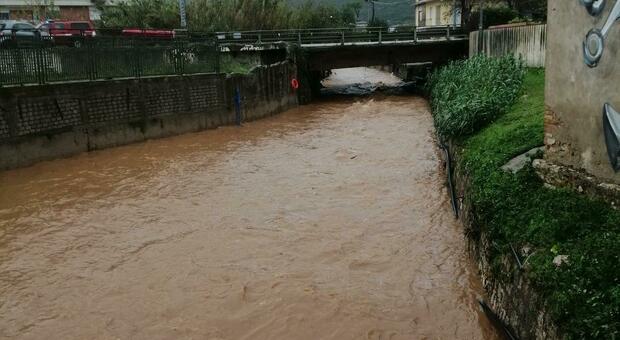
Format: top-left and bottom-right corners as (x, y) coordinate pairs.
(209, 26), (466, 46)
(0, 39), (219, 87)
(469, 24), (547, 68)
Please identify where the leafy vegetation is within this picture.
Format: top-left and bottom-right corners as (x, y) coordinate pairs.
(429, 66), (620, 339)
(98, 0), (363, 31)
(427, 55), (524, 139)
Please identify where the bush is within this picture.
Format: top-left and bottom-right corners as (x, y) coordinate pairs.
(427, 55), (524, 139)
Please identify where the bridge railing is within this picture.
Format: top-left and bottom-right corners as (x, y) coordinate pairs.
(209, 26), (466, 46)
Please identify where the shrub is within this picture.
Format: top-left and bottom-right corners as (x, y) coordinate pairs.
(427, 55), (524, 139)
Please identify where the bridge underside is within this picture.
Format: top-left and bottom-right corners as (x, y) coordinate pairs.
(303, 39), (468, 71)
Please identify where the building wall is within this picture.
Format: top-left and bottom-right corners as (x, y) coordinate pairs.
(59, 6), (90, 20)
(545, 0), (620, 183)
(0, 62), (298, 171)
(416, 0), (460, 27)
(545, 0), (620, 184)
(0, 0), (95, 21)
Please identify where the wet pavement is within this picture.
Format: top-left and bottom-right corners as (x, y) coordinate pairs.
(0, 68), (498, 340)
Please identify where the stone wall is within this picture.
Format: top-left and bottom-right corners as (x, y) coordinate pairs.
(446, 143), (560, 340)
(0, 61), (298, 170)
(545, 0), (620, 185)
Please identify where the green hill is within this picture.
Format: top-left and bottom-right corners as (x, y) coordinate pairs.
(287, 0), (414, 25)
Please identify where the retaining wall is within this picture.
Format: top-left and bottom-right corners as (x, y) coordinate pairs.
(446, 144), (560, 340)
(0, 61), (298, 170)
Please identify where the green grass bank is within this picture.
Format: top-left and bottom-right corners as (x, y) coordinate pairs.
(429, 58), (620, 339)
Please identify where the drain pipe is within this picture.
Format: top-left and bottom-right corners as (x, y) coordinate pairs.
(478, 300), (520, 340)
(440, 141), (459, 219)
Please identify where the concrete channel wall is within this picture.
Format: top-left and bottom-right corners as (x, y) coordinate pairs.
(0, 61), (298, 170)
(545, 0), (620, 185)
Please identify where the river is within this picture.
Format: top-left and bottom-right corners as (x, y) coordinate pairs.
(0, 68), (498, 340)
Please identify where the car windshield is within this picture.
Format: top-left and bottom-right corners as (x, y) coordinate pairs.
(13, 23), (34, 30)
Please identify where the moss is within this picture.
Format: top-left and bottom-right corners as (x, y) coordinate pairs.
(440, 68), (620, 339)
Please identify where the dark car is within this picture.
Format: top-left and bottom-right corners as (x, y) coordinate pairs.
(37, 20), (96, 47)
(0, 21), (51, 47)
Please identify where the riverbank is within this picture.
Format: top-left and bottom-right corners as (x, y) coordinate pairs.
(439, 68), (620, 339)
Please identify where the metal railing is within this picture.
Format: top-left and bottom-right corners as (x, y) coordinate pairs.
(0, 38), (219, 87)
(209, 25), (466, 46)
(0, 25), (466, 87)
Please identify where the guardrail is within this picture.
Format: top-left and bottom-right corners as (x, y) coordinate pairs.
(208, 26), (466, 46)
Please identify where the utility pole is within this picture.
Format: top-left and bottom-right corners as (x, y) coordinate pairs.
(453, 0), (458, 27)
(179, 0), (187, 28)
(412, 0), (417, 28)
(478, 0), (484, 54)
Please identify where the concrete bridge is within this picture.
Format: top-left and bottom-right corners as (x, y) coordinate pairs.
(214, 26), (469, 71)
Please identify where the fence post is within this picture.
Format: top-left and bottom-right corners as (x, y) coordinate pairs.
(88, 42), (96, 81)
(298, 32), (302, 45)
(215, 40), (221, 74)
(341, 30), (345, 45)
(34, 46), (44, 85)
(447, 26), (451, 40)
(379, 30), (382, 44)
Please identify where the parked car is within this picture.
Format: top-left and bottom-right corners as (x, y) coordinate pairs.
(0, 21), (51, 47)
(37, 20), (96, 47)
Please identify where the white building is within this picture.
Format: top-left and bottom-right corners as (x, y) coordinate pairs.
(416, 0), (462, 27)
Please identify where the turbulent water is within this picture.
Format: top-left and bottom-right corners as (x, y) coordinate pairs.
(0, 68), (498, 340)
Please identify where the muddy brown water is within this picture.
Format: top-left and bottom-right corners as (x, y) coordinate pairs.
(0, 68), (498, 340)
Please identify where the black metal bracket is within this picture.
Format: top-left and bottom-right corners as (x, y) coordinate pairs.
(603, 103), (620, 172)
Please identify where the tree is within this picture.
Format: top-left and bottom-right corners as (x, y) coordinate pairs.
(100, 0), (179, 28)
(24, 0), (60, 21)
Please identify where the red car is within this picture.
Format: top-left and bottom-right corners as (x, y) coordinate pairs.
(37, 21), (96, 47)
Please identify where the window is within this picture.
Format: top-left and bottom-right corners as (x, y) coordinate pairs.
(435, 5), (441, 25)
(54, 23), (65, 29)
(14, 23), (34, 31)
(0, 11), (9, 20)
(71, 22), (91, 30)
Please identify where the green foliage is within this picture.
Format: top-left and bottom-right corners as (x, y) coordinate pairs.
(99, 0), (181, 29)
(220, 54), (260, 74)
(445, 69), (620, 339)
(99, 0), (363, 31)
(427, 55), (524, 139)
(466, 5), (519, 30)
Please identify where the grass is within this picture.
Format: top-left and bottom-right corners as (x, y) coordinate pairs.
(428, 55), (524, 139)
(220, 54), (260, 75)
(440, 68), (620, 339)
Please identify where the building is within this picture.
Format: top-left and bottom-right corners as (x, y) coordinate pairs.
(416, 0), (461, 27)
(0, 0), (111, 22)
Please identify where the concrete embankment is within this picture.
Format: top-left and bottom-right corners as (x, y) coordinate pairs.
(0, 61), (298, 170)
